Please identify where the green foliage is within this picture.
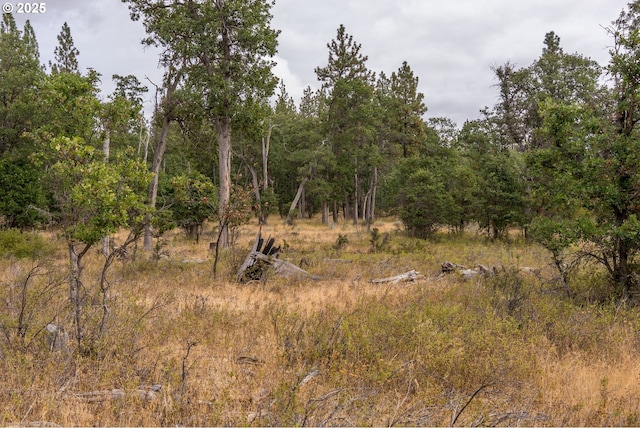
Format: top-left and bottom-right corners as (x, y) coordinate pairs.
(397, 166), (456, 238)
(472, 150), (527, 239)
(528, 96), (640, 295)
(39, 136), (152, 245)
(0, 14), (44, 155)
(0, 229), (54, 259)
(0, 154), (49, 228)
(384, 144), (465, 238)
(333, 234), (348, 250)
(36, 71), (102, 142)
(51, 22), (79, 74)
(226, 184), (255, 234)
(167, 172), (217, 241)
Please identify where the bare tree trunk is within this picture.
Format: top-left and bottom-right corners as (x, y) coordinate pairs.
(68, 242), (90, 350)
(101, 129), (111, 256)
(322, 201), (330, 225)
(142, 122), (150, 163)
(102, 130), (110, 161)
(248, 163), (264, 224)
(143, 73), (181, 251)
(370, 166), (378, 224)
(353, 172), (359, 225)
(300, 186), (306, 219)
(68, 243), (82, 348)
(345, 196), (351, 224)
(286, 179), (307, 225)
(362, 189), (370, 226)
(363, 167), (378, 229)
(262, 123), (277, 190)
(216, 116), (232, 248)
(143, 113), (171, 251)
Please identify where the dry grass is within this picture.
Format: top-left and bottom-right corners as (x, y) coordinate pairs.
(1, 218), (640, 426)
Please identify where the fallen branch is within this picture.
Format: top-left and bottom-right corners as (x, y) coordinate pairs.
(74, 384), (161, 402)
(441, 261), (543, 281)
(371, 270), (422, 284)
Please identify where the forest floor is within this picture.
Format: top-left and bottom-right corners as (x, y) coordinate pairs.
(1, 217), (640, 426)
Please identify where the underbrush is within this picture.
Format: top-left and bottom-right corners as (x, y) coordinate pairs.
(0, 219), (639, 425)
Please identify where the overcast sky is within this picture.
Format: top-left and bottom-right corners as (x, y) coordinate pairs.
(11, 0), (630, 125)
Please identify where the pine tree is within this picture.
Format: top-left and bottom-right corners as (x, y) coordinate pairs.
(51, 22), (79, 74)
(315, 24), (378, 224)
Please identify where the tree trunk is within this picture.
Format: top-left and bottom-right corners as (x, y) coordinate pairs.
(286, 179), (306, 225)
(262, 124), (276, 190)
(615, 238), (632, 298)
(144, 73), (181, 251)
(300, 186), (306, 219)
(322, 201), (329, 225)
(68, 242), (90, 349)
(101, 129), (111, 256)
(216, 116), (232, 248)
(68, 243), (82, 348)
(248, 163), (264, 224)
(143, 112), (171, 251)
(353, 172), (359, 225)
(370, 167), (378, 223)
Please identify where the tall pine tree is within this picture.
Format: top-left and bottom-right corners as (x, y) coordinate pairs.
(51, 22), (79, 74)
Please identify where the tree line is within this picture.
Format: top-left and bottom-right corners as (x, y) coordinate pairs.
(1, 1), (640, 297)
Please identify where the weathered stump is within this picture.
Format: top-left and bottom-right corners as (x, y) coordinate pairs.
(236, 232), (317, 283)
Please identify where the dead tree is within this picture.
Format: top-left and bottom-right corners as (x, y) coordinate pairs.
(236, 232), (317, 283)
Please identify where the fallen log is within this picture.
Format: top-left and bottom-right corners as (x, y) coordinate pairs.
(237, 232), (317, 283)
(441, 261), (467, 274)
(74, 384), (161, 402)
(371, 270), (422, 284)
(441, 261), (543, 280)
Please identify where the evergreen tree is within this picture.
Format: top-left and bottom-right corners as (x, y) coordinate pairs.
(387, 61), (428, 158)
(0, 16), (47, 228)
(51, 22), (80, 74)
(315, 24), (378, 224)
(0, 15), (43, 155)
(526, 4), (640, 297)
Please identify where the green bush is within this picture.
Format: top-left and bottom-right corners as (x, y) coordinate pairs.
(0, 228), (54, 259)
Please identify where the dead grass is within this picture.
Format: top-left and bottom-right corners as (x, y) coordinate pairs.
(1, 218), (640, 426)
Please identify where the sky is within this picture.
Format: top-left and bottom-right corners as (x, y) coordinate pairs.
(10, 0), (631, 126)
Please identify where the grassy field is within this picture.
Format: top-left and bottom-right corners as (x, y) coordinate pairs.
(1, 218), (640, 426)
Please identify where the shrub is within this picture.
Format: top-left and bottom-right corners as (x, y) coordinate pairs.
(0, 228), (54, 259)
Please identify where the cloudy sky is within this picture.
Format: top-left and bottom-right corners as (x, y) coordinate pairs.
(11, 0), (630, 125)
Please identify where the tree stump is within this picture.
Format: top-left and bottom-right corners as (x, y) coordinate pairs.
(236, 232), (317, 283)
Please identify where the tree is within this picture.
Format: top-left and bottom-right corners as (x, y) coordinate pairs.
(315, 24), (378, 224)
(0, 15), (47, 227)
(0, 15), (43, 156)
(168, 171), (217, 242)
(386, 156), (457, 239)
(121, 0), (188, 251)
(124, 0), (279, 249)
(37, 69), (102, 142)
(51, 22), (79, 74)
(0, 156), (48, 228)
(526, 3), (640, 298)
(378, 62), (427, 159)
(37, 137), (151, 351)
(455, 119), (526, 239)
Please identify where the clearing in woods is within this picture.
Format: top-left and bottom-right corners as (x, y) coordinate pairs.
(1, 218), (640, 426)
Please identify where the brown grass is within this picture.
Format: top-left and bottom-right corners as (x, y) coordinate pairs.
(1, 218), (640, 426)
